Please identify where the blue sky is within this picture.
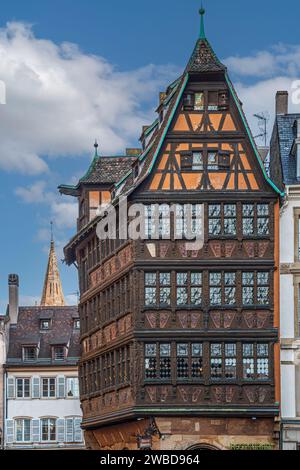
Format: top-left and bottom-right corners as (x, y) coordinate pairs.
(1, 0), (300, 311)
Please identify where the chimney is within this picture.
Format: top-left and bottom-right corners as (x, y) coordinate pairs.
(8, 274), (19, 324)
(276, 91), (288, 115)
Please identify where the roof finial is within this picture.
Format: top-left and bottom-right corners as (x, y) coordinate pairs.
(50, 221), (54, 243)
(199, 2), (206, 39)
(94, 139), (99, 157)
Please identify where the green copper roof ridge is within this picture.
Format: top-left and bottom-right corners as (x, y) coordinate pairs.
(114, 141), (155, 189)
(79, 153), (100, 183)
(147, 74), (189, 175)
(225, 73), (284, 197)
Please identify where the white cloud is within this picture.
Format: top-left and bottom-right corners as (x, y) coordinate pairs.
(223, 45), (300, 143)
(16, 181), (77, 240)
(0, 21), (180, 174)
(224, 44), (300, 78)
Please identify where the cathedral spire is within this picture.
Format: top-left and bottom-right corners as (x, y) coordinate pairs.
(40, 228), (66, 307)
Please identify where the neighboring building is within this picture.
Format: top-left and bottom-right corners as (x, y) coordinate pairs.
(269, 91), (300, 450)
(0, 312), (9, 447)
(60, 10), (281, 450)
(4, 239), (84, 449)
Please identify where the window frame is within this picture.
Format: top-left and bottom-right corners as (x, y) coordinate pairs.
(16, 377), (31, 399)
(41, 418), (57, 442)
(15, 418), (31, 443)
(42, 377), (56, 398)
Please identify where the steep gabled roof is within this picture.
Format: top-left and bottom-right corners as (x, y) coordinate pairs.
(6, 306), (80, 366)
(276, 114), (300, 185)
(59, 155), (138, 196)
(185, 38), (226, 73)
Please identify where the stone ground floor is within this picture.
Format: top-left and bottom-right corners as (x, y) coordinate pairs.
(281, 420), (300, 450)
(84, 416), (280, 450)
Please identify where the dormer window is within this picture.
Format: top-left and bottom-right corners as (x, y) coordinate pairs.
(180, 152), (203, 170)
(218, 90), (229, 110)
(40, 319), (51, 330)
(23, 346), (37, 362)
(74, 319), (80, 329)
(53, 346), (65, 361)
(218, 151), (231, 168)
(183, 92), (194, 110)
(194, 92), (204, 111)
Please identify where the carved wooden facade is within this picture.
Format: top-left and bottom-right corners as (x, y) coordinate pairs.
(60, 20), (281, 450)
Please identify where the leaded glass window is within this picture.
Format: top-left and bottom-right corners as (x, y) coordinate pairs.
(208, 151), (218, 170)
(145, 344), (157, 378)
(145, 205), (170, 239)
(175, 204), (202, 239)
(224, 272), (236, 305)
(176, 343), (203, 379)
(176, 272), (202, 306)
(176, 272), (188, 306)
(160, 344), (171, 379)
(257, 204), (269, 235)
(224, 343), (237, 379)
(257, 343), (269, 379)
(209, 204), (236, 236)
(257, 271), (269, 305)
(224, 204), (237, 235)
(159, 272), (171, 306)
(242, 272), (254, 305)
(242, 343), (269, 379)
(208, 204), (221, 235)
(243, 343), (255, 379)
(192, 343), (203, 378)
(242, 204), (254, 235)
(192, 152), (203, 170)
(209, 272), (222, 305)
(177, 343), (189, 378)
(191, 272), (202, 306)
(210, 343), (222, 378)
(144, 272), (157, 307)
(194, 92), (204, 111)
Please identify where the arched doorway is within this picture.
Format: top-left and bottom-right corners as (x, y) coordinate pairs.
(186, 443), (220, 451)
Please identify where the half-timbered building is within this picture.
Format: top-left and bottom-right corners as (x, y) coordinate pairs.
(60, 10), (281, 450)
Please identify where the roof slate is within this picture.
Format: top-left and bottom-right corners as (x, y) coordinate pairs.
(276, 114), (300, 184)
(7, 306), (80, 366)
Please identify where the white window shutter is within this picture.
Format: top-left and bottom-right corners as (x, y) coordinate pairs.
(32, 419), (40, 442)
(32, 376), (40, 398)
(57, 418), (65, 443)
(7, 377), (15, 399)
(74, 417), (83, 443)
(5, 419), (14, 444)
(57, 376), (65, 398)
